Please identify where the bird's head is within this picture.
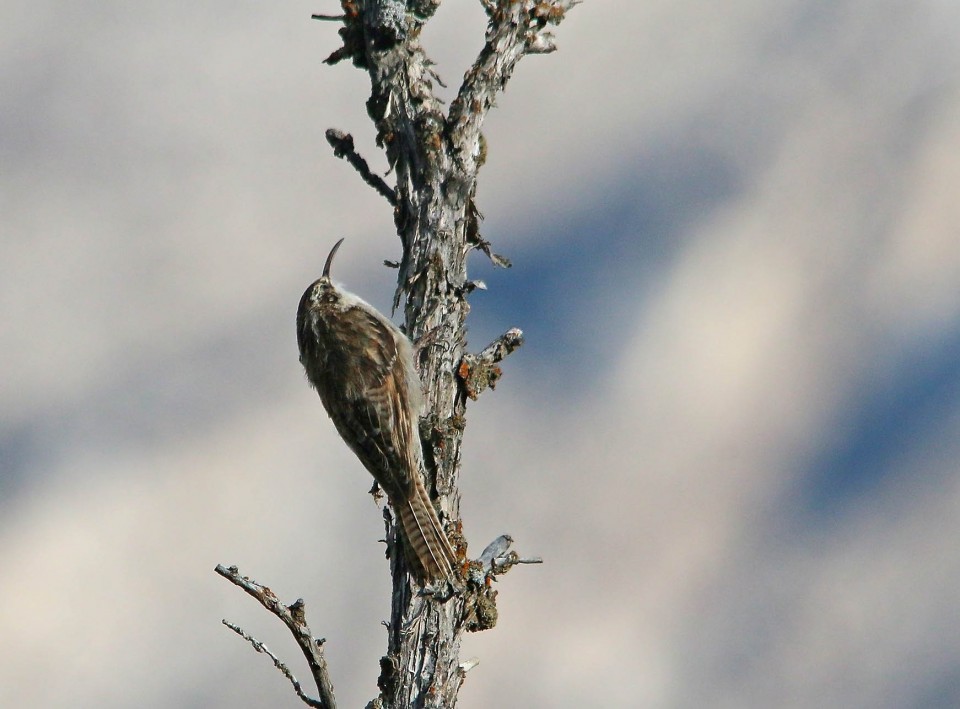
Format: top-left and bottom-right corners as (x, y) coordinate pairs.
(300, 237), (346, 313)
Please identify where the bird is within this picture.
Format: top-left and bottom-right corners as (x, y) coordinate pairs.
(296, 238), (458, 582)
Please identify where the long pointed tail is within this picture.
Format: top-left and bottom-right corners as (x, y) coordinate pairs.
(396, 480), (458, 582)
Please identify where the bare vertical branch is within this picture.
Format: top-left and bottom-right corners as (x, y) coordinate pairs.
(338, 3), (570, 706)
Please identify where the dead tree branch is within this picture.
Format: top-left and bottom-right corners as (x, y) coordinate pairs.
(448, 0), (580, 170)
(337, 5), (571, 703)
(325, 128), (397, 205)
(458, 328), (525, 400)
(215, 564), (337, 709)
(218, 2), (573, 706)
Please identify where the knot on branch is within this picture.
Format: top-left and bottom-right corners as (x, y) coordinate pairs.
(458, 328), (524, 400)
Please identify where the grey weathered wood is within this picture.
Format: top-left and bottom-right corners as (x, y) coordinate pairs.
(215, 564), (337, 708)
(217, 2), (571, 706)
(325, 1), (573, 706)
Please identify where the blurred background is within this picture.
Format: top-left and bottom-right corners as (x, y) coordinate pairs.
(3, 1), (960, 707)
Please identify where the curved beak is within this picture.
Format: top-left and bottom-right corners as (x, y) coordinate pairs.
(323, 238), (345, 279)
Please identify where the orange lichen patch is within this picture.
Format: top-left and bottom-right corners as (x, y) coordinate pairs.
(458, 358), (503, 400)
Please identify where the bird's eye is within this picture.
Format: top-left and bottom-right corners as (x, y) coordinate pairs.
(313, 289), (337, 306)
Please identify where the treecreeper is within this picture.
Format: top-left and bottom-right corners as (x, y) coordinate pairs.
(296, 238), (458, 582)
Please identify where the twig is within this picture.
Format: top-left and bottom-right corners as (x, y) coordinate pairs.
(469, 235), (512, 269)
(457, 329), (525, 400)
(215, 564), (337, 709)
(324, 129), (397, 206)
(479, 328), (524, 364)
(477, 534), (542, 576)
(222, 620), (326, 708)
(465, 195), (512, 268)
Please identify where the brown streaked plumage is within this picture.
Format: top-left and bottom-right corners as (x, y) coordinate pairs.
(296, 239), (457, 582)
